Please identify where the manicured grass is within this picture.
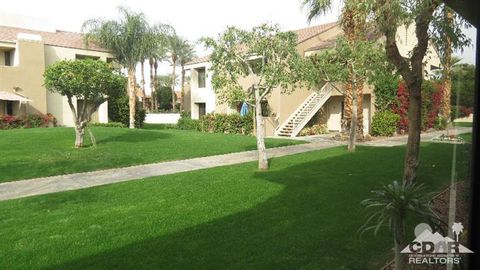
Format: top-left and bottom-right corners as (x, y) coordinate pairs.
(0, 141), (470, 270)
(0, 127), (301, 183)
(453, 121), (473, 128)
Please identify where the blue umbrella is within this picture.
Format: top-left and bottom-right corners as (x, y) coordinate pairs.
(240, 102), (249, 116)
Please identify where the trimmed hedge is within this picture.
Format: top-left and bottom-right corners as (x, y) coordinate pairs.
(199, 113), (253, 135)
(371, 111), (400, 136)
(108, 95), (146, 128)
(88, 122), (126, 128)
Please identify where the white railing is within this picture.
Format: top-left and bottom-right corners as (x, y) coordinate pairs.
(290, 83), (333, 137)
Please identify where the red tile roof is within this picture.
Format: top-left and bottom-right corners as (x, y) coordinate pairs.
(185, 21), (339, 66)
(0, 25), (108, 52)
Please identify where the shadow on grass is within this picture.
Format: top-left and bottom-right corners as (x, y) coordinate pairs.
(95, 129), (173, 144)
(43, 143), (465, 270)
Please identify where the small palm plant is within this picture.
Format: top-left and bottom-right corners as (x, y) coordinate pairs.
(360, 181), (440, 270)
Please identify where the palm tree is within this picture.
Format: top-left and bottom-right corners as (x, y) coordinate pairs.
(451, 222), (464, 242)
(177, 39), (196, 112)
(167, 33), (184, 111)
(82, 6), (156, 128)
(302, 0), (369, 146)
(148, 24), (173, 111)
(361, 181), (441, 270)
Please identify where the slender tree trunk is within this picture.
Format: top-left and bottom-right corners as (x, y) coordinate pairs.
(149, 58), (155, 111)
(255, 86), (269, 170)
(343, 83), (353, 131)
(356, 79), (364, 139)
(180, 65), (185, 112)
(171, 57), (177, 111)
(127, 68), (137, 129)
(140, 60), (147, 110)
(154, 61), (159, 110)
(349, 67), (358, 152)
(393, 215), (408, 270)
(440, 9), (454, 123)
(403, 82), (422, 184)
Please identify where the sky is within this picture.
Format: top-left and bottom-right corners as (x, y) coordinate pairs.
(1, 0), (477, 88)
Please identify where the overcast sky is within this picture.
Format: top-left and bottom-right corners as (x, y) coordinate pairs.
(1, 0), (476, 81)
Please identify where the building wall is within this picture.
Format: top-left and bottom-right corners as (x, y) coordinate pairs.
(44, 45), (112, 126)
(0, 38), (47, 115)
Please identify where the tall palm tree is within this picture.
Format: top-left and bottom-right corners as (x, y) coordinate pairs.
(82, 6), (156, 128)
(167, 33), (184, 111)
(302, 0), (369, 144)
(148, 24), (172, 111)
(177, 39), (196, 112)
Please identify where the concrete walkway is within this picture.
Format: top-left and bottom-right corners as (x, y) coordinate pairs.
(0, 126), (471, 201)
(0, 140), (344, 201)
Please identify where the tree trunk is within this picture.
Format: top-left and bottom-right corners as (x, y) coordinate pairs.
(349, 68), (358, 152)
(127, 68), (137, 129)
(74, 126), (85, 148)
(140, 60), (147, 110)
(393, 215), (408, 270)
(356, 79), (365, 139)
(171, 57), (177, 111)
(440, 9), (454, 123)
(154, 61), (159, 110)
(255, 87), (269, 170)
(343, 82), (353, 131)
(180, 65), (185, 112)
(149, 58), (155, 111)
(403, 82), (422, 184)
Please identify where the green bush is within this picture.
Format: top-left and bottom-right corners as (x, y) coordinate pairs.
(109, 95), (146, 128)
(177, 113), (201, 130)
(199, 113), (253, 135)
(299, 124), (328, 136)
(88, 122), (126, 128)
(371, 111), (400, 136)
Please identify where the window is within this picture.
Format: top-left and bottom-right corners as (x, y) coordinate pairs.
(75, 54), (100, 60)
(197, 103), (206, 117)
(4, 51), (11, 66)
(6, 101), (13, 115)
(197, 68), (206, 88)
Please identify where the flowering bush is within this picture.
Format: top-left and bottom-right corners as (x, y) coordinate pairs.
(392, 82), (409, 133)
(0, 114), (56, 129)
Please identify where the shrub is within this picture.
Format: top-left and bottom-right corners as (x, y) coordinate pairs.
(88, 122), (126, 128)
(177, 113), (201, 130)
(0, 114), (56, 129)
(109, 95), (146, 128)
(371, 111), (400, 136)
(299, 124), (328, 136)
(199, 113), (253, 135)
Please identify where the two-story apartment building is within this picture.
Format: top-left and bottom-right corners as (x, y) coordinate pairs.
(185, 22), (441, 137)
(0, 25), (113, 126)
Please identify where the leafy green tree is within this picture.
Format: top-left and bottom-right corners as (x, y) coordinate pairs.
(451, 63), (475, 111)
(361, 181), (440, 270)
(82, 6), (157, 128)
(44, 59), (124, 147)
(431, 5), (471, 122)
(302, 0), (371, 138)
(372, 0), (441, 184)
(304, 38), (389, 151)
(203, 24), (304, 170)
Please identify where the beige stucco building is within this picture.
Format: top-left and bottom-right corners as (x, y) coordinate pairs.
(0, 25), (113, 126)
(185, 22), (441, 137)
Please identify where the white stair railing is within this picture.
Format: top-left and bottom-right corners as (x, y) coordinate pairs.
(275, 83), (333, 137)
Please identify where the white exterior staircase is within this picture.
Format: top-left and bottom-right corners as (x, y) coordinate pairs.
(275, 83), (333, 137)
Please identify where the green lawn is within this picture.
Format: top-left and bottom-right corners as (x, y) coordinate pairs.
(0, 140), (470, 270)
(0, 127), (301, 183)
